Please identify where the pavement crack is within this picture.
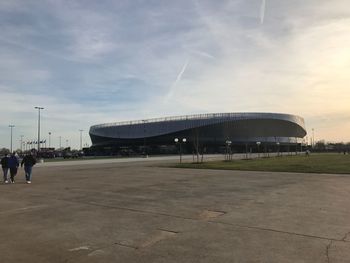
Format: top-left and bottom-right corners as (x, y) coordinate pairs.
(326, 240), (333, 263)
(157, 228), (179, 234)
(198, 210), (226, 220)
(139, 230), (177, 249)
(114, 242), (138, 250)
(55, 198), (350, 245)
(61, 199), (196, 221)
(0, 205), (48, 215)
(209, 221), (344, 243)
(341, 231), (350, 241)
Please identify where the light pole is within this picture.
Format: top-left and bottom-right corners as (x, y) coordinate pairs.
(276, 142), (280, 156)
(225, 140), (232, 161)
(66, 139), (69, 148)
(9, 125), (15, 153)
(79, 130), (83, 150)
(142, 120), (147, 156)
(48, 132), (51, 148)
(35, 106), (44, 153)
(301, 138), (304, 152)
(312, 128), (314, 148)
(20, 135), (24, 152)
(59, 136), (62, 149)
(256, 141), (261, 158)
(175, 138), (186, 163)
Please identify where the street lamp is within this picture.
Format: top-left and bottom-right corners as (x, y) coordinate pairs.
(174, 138), (186, 163)
(20, 135), (24, 152)
(79, 130), (83, 150)
(301, 138), (304, 152)
(276, 142), (280, 156)
(256, 141), (261, 158)
(142, 120), (147, 156)
(48, 132), (51, 148)
(9, 125), (15, 153)
(35, 106), (44, 153)
(59, 136), (62, 149)
(225, 140), (232, 161)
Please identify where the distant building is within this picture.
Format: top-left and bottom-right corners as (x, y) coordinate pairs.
(89, 112), (306, 154)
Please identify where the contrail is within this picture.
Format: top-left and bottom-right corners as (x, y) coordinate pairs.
(174, 59), (189, 86)
(0, 36), (81, 62)
(191, 50), (215, 59)
(165, 59), (189, 101)
(260, 0), (266, 24)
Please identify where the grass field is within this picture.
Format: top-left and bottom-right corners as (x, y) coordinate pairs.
(175, 153), (350, 174)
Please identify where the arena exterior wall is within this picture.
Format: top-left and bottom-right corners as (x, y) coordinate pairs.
(89, 112), (306, 154)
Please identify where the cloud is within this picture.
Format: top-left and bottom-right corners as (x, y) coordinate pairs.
(260, 0), (266, 24)
(0, 87), (114, 149)
(0, 0), (350, 148)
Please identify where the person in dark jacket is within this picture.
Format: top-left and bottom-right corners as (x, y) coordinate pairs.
(21, 152), (37, 184)
(1, 153), (10, 183)
(8, 152), (19, 183)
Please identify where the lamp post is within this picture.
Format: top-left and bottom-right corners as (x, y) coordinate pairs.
(66, 139), (69, 148)
(35, 106), (44, 153)
(48, 132), (51, 148)
(256, 141), (261, 158)
(20, 135), (24, 152)
(9, 125), (15, 153)
(175, 138), (186, 163)
(142, 120), (147, 156)
(79, 130), (83, 150)
(59, 136), (62, 149)
(225, 140), (232, 161)
(301, 138), (304, 152)
(276, 142), (280, 156)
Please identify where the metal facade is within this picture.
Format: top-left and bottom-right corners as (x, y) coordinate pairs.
(89, 113), (306, 148)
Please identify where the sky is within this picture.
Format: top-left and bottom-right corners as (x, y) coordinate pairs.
(0, 0), (349, 150)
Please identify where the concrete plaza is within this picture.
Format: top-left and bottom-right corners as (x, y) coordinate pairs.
(0, 156), (349, 262)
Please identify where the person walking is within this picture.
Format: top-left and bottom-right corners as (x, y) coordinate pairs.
(8, 152), (19, 183)
(1, 153), (9, 183)
(21, 152), (37, 184)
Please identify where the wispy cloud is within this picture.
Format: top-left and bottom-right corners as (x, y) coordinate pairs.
(260, 0), (266, 24)
(0, 0), (350, 147)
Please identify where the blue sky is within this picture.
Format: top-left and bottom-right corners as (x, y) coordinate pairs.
(0, 0), (350, 149)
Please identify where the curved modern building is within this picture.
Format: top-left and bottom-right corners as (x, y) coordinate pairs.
(89, 112), (306, 154)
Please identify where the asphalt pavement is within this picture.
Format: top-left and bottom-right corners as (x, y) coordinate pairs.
(0, 156), (349, 262)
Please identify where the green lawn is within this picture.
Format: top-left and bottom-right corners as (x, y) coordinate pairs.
(174, 153), (350, 174)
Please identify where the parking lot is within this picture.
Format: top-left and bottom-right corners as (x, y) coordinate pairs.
(0, 157), (349, 262)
